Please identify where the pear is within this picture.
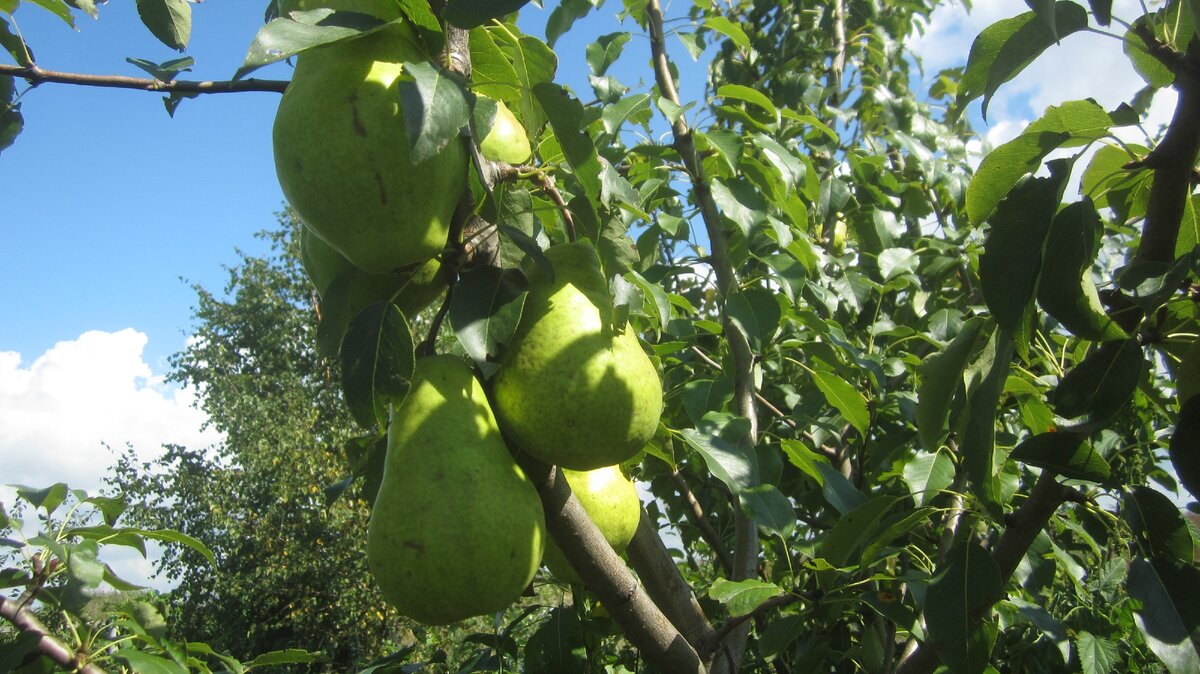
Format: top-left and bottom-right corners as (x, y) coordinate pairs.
(542, 466), (641, 584)
(299, 224), (446, 320)
(273, 26), (466, 273)
(492, 242), (663, 470)
(367, 355), (546, 625)
(474, 96), (531, 164)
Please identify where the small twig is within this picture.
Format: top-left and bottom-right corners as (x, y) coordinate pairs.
(0, 63), (288, 93)
(419, 283), (453, 356)
(671, 470), (735, 575)
(1, 593), (108, 674)
(711, 592), (807, 644)
(536, 171), (577, 242)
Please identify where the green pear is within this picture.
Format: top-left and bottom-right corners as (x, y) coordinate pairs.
(273, 27), (466, 273)
(542, 466), (641, 584)
(492, 242), (664, 470)
(299, 224), (446, 320)
(367, 355), (546, 625)
(474, 96), (531, 164)
(277, 0), (402, 20)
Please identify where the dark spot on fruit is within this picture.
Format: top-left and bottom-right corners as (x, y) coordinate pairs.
(350, 96), (367, 138)
(403, 540), (425, 554)
(375, 171), (388, 204)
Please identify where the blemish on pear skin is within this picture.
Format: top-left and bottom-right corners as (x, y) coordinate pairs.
(403, 540), (425, 554)
(374, 171), (388, 204)
(349, 95), (367, 138)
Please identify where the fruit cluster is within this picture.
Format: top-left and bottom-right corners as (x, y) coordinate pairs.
(271, 5), (661, 625)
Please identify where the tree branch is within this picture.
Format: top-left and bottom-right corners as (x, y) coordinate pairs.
(893, 473), (1068, 674)
(0, 63), (287, 93)
(531, 465), (707, 674)
(0, 593), (108, 674)
(1131, 35), (1200, 265)
(646, 3), (761, 672)
(625, 507), (719, 656)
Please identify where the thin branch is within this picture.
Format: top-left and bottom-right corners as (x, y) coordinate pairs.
(1130, 35), (1200, 265)
(671, 470), (735, 575)
(536, 171), (578, 242)
(0, 63), (287, 93)
(893, 473), (1068, 674)
(646, 3), (760, 672)
(531, 465), (707, 674)
(1, 593), (108, 674)
(711, 592), (806, 644)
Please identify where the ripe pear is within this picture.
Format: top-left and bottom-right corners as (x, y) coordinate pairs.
(299, 225), (445, 320)
(543, 466), (641, 584)
(273, 27), (466, 273)
(474, 96), (531, 164)
(367, 355), (546, 625)
(492, 242), (664, 470)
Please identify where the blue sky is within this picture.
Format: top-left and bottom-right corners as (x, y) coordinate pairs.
(1, 0), (1187, 584)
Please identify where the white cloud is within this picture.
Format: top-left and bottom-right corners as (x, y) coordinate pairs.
(1, 329), (221, 589)
(914, 0), (1179, 133)
(0, 329), (220, 494)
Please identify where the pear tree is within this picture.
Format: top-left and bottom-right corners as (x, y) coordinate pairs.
(3, 0), (1200, 672)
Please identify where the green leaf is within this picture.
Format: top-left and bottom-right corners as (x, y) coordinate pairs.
(115, 649), (189, 674)
(925, 541), (1005, 674)
(1123, 487), (1194, 564)
(545, 0), (593, 47)
(979, 161), (1070, 331)
(959, 327), (1015, 513)
(469, 26), (522, 102)
(339, 303), (415, 429)
(717, 84), (778, 121)
(125, 56), (194, 82)
(126, 528), (217, 566)
(708, 578), (783, 617)
(399, 60), (469, 165)
(1174, 195), (1200, 260)
(902, 450), (956, 506)
(1054, 338), (1144, 427)
(0, 633), (41, 672)
(449, 266), (528, 366)
(444, 0), (530, 29)
(1123, 14), (1174, 88)
(725, 288), (781, 351)
(817, 462), (868, 515)
(28, 0), (75, 28)
(134, 0), (191, 51)
(780, 438), (831, 484)
(523, 607), (587, 673)
(810, 369), (870, 437)
(1, 19), (33, 67)
(680, 427), (758, 493)
(1076, 631), (1119, 674)
(968, 99), (1121, 225)
(533, 83), (602, 209)
(1038, 199), (1128, 340)
(1127, 557), (1200, 673)
(956, 2), (1089, 119)
(235, 12), (385, 79)
(245, 649), (318, 669)
(585, 32), (630, 76)
(1169, 394), (1200, 501)
(1009, 431), (1111, 482)
(682, 378), (734, 426)
(626, 270), (670, 330)
(703, 16), (751, 53)
(818, 495), (901, 568)
(738, 484), (796, 538)
(15, 483), (69, 514)
(917, 317), (988, 451)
